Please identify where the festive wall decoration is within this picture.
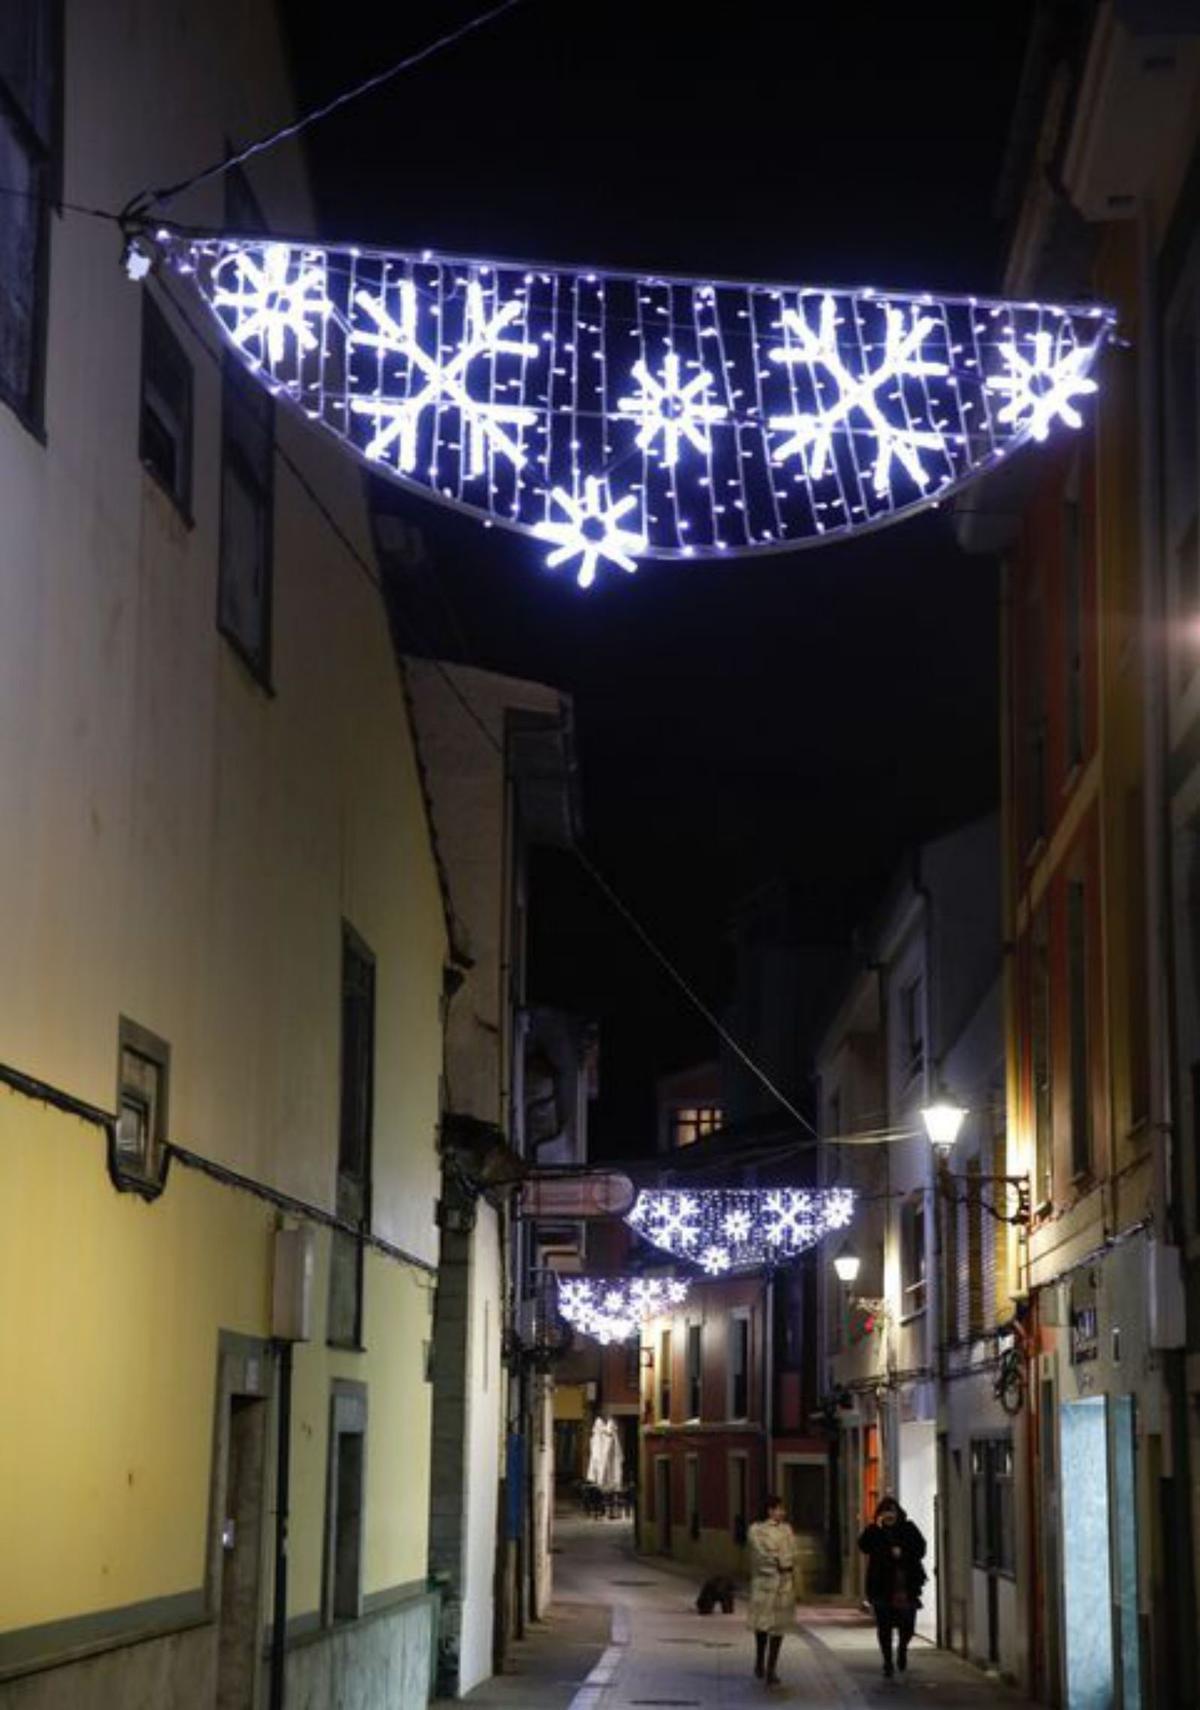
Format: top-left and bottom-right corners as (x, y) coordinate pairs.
(556, 1274), (691, 1344)
(164, 233), (1115, 586)
(626, 1186), (855, 1272)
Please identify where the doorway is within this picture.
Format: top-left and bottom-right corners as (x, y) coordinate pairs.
(215, 1390), (269, 1710)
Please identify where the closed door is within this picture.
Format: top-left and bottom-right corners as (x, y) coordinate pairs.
(216, 1394), (268, 1710)
(656, 1457), (672, 1552)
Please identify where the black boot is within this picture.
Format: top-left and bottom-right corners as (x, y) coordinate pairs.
(754, 1632), (767, 1679)
(766, 1634), (783, 1685)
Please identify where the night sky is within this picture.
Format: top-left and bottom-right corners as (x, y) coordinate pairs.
(280, 2), (1032, 1153)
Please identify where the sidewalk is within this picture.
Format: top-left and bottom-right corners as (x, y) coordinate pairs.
(447, 1512), (1040, 1709)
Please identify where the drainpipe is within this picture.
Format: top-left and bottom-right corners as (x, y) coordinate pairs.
(269, 1338), (294, 1710)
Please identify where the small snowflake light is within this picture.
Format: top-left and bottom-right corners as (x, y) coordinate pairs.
(985, 328), (1099, 442)
(556, 1274), (691, 1344)
(174, 233), (1116, 588)
(627, 1186), (855, 1271)
(617, 352), (728, 466)
(536, 478), (646, 588)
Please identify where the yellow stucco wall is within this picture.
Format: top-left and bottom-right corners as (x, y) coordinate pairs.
(0, 1091), (272, 1631)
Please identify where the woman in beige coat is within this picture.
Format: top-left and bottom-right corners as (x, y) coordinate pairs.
(746, 1495), (797, 1686)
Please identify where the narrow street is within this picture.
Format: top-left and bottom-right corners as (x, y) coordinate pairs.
(450, 1513), (1039, 1710)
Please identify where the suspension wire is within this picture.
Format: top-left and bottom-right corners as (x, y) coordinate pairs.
(155, 272), (816, 1135)
(122, 0), (529, 221)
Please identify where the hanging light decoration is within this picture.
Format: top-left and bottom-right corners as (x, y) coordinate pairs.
(556, 1274), (691, 1344)
(626, 1186), (855, 1272)
(160, 231), (1115, 587)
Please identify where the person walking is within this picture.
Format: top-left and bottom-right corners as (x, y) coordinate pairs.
(747, 1495), (797, 1687)
(858, 1495), (927, 1678)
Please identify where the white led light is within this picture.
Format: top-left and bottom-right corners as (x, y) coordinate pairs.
(627, 1186), (855, 1270)
(556, 1274), (691, 1345)
(179, 237), (1115, 588)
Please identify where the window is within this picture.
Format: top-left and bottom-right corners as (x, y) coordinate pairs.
(728, 1312), (750, 1419)
(729, 1452), (749, 1545)
(218, 169), (273, 682)
(1025, 579), (1048, 848)
(685, 1454), (700, 1540)
(112, 1018), (170, 1197)
(971, 1436), (1015, 1576)
(1165, 258), (1199, 650)
(1063, 465), (1085, 770)
(140, 293), (193, 517)
(1068, 879), (1091, 1178)
(658, 1328), (672, 1422)
(1032, 912), (1052, 1207)
(0, 0), (58, 428)
(900, 1193), (926, 1316)
(671, 1104), (722, 1148)
(329, 925), (375, 1348)
(900, 977), (924, 1081)
(686, 1322), (702, 1419)
(325, 1382), (367, 1623)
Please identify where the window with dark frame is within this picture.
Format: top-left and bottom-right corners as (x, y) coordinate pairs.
(900, 1193), (926, 1316)
(329, 925), (375, 1348)
(729, 1313), (750, 1419)
(1165, 258), (1199, 660)
(670, 1104), (722, 1147)
(971, 1436), (1015, 1576)
(217, 166), (274, 683)
(900, 977), (924, 1080)
(730, 1453), (748, 1545)
(658, 1327), (672, 1421)
(113, 1018), (170, 1197)
(1025, 578), (1048, 849)
(140, 292), (193, 517)
(685, 1454), (700, 1540)
(1068, 878), (1091, 1178)
(1063, 466), (1085, 771)
(1032, 911), (1052, 1206)
(686, 1322), (702, 1419)
(0, 0), (58, 430)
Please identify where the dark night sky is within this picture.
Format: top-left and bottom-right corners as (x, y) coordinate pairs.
(279, 2), (1032, 1152)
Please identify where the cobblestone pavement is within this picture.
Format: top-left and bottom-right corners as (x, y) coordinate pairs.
(453, 1511), (1041, 1710)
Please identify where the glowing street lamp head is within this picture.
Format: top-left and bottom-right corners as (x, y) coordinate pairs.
(921, 1100), (967, 1157)
(832, 1244), (862, 1285)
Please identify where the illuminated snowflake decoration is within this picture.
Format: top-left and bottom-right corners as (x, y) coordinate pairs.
(723, 1207), (753, 1243)
(985, 329), (1100, 443)
(211, 242), (331, 366)
(556, 1274), (691, 1344)
(178, 236), (1115, 587)
(535, 478), (645, 589)
(349, 280), (537, 476)
(627, 1187), (855, 1271)
(617, 353), (728, 466)
(769, 296), (949, 494)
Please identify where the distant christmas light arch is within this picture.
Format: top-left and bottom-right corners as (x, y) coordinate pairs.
(161, 230), (1116, 588)
(555, 1274), (691, 1345)
(626, 1186), (855, 1272)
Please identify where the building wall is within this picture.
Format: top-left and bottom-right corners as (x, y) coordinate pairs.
(0, 1), (445, 1702)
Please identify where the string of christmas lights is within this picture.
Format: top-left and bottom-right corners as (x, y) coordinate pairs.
(556, 1274), (691, 1344)
(161, 233), (1115, 587)
(626, 1186), (855, 1272)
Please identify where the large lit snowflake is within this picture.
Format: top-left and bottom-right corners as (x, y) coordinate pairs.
(700, 1244), (732, 1275)
(617, 352), (728, 465)
(985, 329), (1099, 443)
(762, 1189), (818, 1252)
(628, 1187), (856, 1269)
(348, 280), (537, 475)
(556, 1274), (690, 1344)
(635, 1191), (702, 1251)
(212, 243), (331, 367)
(768, 295), (949, 496)
(534, 477), (646, 588)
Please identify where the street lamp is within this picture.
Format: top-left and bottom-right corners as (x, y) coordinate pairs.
(920, 1099), (968, 1158)
(832, 1244), (862, 1285)
(921, 1097), (1031, 1226)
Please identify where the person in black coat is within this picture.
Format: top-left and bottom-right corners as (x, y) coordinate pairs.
(858, 1495), (927, 1677)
